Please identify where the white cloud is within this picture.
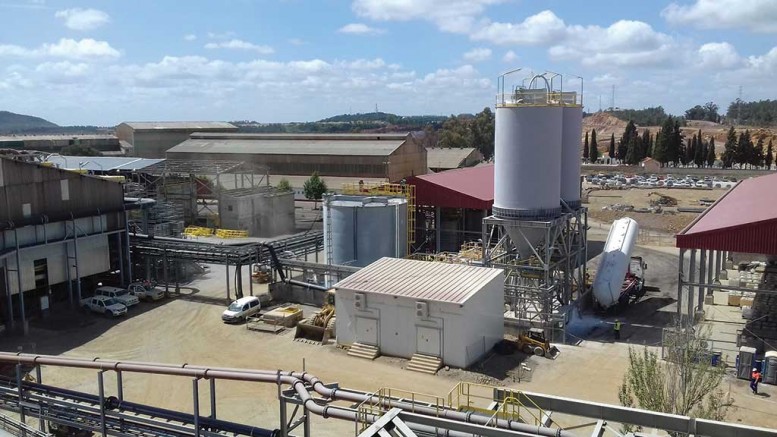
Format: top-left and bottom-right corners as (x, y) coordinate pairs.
(462, 47), (492, 62)
(662, 0), (777, 33)
(207, 31), (237, 40)
(549, 20), (677, 68)
(698, 42), (742, 69)
(204, 39), (274, 54)
(55, 8), (110, 31)
(288, 38), (306, 46)
(0, 38), (120, 60)
(184, 34), (197, 41)
(471, 10), (567, 45)
(502, 50), (518, 63)
(338, 23), (385, 35)
(352, 0), (504, 33)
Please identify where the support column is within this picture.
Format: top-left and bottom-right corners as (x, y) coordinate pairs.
(225, 258), (230, 302)
(13, 228), (27, 334)
(278, 379), (288, 437)
(435, 206), (441, 253)
(16, 364), (25, 426)
(249, 258), (254, 296)
(4, 260), (13, 330)
(98, 371), (107, 436)
(163, 250), (169, 295)
(72, 220), (82, 305)
(65, 243), (73, 308)
(715, 250), (722, 282)
(116, 371), (123, 401)
(117, 233), (125, 286)
(688, 249), (697, 325)
(707, 250), (715, 293)
(209, 378), (217, 419)
(698, 250), (706, 311)
(677, 248), (685, 320)
(192, 378), (200, 437)
(236, 263), (243, 299)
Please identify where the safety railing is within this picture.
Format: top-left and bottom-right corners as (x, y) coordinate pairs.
(355, 387), (445, 435)
(446, 382), (546, 426)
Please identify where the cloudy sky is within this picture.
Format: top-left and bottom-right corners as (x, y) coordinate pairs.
(1, 0), (775, 126)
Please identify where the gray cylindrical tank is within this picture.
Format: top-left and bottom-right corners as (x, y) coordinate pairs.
(324, 195), (407, 267)
(561, 103), (583, 209)
(494, 98), (563, 220)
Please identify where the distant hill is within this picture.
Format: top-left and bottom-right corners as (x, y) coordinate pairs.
(0, 110), (58, 132)
(319, 112), (448, 125)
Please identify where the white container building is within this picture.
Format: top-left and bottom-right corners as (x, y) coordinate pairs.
(334, 257), (504, 368)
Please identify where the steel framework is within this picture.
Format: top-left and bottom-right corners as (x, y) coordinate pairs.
(482, 207), (587, 341)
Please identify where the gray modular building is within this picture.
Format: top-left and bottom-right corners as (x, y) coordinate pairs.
(116, 122), (238, 158)
(218, 187), (295, 237)
(0, 157), (132, 330)
(334, 257), (504, 368)
(166, 133), (428, 182)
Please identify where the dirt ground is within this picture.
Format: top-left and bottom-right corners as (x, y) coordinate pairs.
(585, 187), (725, 234)
(0, 221), (775, 435)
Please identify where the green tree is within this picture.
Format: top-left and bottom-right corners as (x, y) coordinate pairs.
(471, 107), (495, 160)
(609, 133), (616, 160)
(755, 136), (765, 168)
(618, 325), (733, 435)
(277, 178), (292, 192)
(303, 171), (328, 208)
(583, 131), (589, 161)
(721, 127), (737, 168)
(766, 139), (774, 170)
(670, 119), (683, 166)
(706, 137), (716, 167)
(589, 129), (599, 162)
(694, 137), (706, 168)
(653, 120), (671, 166)
(619, 121), (636, 161)
(736, 130), (754, 168)
(61, 144), (100, 156)
(643, 129), (653, 158)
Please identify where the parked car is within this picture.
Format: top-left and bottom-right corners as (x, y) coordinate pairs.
(127, 281), (165, 301)
(222, 296), (261, 323)
(95, 286), (140, 307)
(81, 296), (127, 317)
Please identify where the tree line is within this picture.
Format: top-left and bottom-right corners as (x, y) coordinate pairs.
(584, 117), (774, 169)
(726, 99), (777, 126)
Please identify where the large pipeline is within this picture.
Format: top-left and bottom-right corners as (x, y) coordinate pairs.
(0, 353), (572, 437)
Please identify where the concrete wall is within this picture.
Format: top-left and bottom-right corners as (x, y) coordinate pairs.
(336, 271), (503, 368)
(388, 137), (427, 181)
(219, 191), (295, 237)
(132, 131), (197, 158)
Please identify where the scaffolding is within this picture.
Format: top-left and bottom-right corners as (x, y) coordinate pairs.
(482, 207), (587, 341)
(341, 182), (416, 253)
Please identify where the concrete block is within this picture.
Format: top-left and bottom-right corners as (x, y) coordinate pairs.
(728, 291), (742, 306)
(719, 270), (728, 280)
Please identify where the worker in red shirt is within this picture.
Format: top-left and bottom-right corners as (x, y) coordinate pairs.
(751, 367), (762, 394)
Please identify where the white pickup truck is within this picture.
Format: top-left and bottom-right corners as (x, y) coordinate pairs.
(81, 296), (127, 317)
(127, 281), (165, 301)
(94, 286), (140, 307)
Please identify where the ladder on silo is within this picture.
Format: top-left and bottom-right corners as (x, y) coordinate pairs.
(325, 199), (333, 265)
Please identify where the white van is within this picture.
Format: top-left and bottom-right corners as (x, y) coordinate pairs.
(95, 286), (140, 307)
(222, 296), (261, 323)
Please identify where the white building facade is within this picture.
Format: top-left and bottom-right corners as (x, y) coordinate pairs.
(335, 257), (504, 368)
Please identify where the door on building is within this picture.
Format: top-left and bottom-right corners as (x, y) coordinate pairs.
(416, 326), (441, 357)
(0, 267), (6, 325)
(356, 317), (379, 346)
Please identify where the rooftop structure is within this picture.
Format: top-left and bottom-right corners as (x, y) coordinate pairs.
(166, 132), (427, 181)
(41, 156), (164, 172)
(116, 121), (238, 158)
(676, 173), (777, 254)
(426, 147), (483, 172)
(0, 134), (121, 153)
(407, 164), (494, 210)
(334, 257), (502, 304)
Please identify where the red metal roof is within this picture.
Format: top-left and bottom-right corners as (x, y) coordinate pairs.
(676, 172), (777, 254)
(407, 164), (494, 210)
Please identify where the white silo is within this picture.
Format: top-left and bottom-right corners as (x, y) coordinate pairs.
(323, 195), (407, 267)
(561, 94), (583, 209)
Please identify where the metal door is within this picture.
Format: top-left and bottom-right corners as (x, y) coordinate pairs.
(356, 317), (378, 346)
(416, 326), (441, 357)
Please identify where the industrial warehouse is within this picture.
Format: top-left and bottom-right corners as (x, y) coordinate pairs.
(0, 70), (775, 437)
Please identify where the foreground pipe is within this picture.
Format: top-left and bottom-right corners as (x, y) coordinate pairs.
(2, 353), (571, 437)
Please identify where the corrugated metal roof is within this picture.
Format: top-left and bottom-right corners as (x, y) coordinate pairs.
(167, 135), (407, 156)
(120, 122), (237, 130)
(42, 156), (165, 171)
(407, 164), (494, 209)
(334, 257), (503, 304)
(426, 147), (478, 170)
(676, 173), (777, 254)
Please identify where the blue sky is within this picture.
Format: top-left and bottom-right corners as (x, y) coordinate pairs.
(1, 0), (775, 125)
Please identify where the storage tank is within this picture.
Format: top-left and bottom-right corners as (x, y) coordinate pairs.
(323, 195), (407, 267)
(494, 89), (563, 220)
(561, 95), (583, 209)
(592, 218), (639, 309)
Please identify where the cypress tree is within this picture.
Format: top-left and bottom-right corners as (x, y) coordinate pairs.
(583, 131), (589, 161)
(766, 139), (774, 170)
(590, 129), (599, 162)
(609, 133), (615, 160)
(706, 137), (716, 167)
